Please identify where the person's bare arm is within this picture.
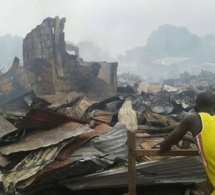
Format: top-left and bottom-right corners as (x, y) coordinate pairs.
(182, 134), (194, 143)
(160, 115), (193, 152)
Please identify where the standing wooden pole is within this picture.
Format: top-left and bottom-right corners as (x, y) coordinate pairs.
(128, 130), (136, 195)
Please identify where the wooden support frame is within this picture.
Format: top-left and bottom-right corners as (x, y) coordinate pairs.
(128, 130), (199, 195)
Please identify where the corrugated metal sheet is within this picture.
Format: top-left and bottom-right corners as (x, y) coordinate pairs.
(90, 123), (127, 161)
(0, 115), (17, 139)
(58, 96), (92, 118)
(6, 124), (113, 193)
(22, 157), (113, 195)
(13, 124), (114, 193)
(2, 142), (69, 193)
(15, 108), (99, 130)
(87, 96), (122, 110)
(26, 147), (114, 191)
(39, 92), (83, 110)
(41, 153), (113, 185)
(0, 122), (93, 155)
(58, 124), (112, 160)
(90, 109), (114, 123)
(60, 156), (206, 190)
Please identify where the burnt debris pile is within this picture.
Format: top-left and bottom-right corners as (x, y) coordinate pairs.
(0, 17), (213, 194)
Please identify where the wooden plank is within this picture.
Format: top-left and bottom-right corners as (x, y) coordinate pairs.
(128, 131), (136, 195)
(134, 149), (199, 157)
(127, 132), (199, 195)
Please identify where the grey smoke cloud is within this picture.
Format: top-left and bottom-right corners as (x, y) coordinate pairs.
(0, 0), (215, 56)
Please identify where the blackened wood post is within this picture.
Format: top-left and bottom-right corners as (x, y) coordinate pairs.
(128, 130), (136, 195)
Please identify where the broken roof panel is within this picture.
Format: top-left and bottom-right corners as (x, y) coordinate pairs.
(87, 109), (114, 123)
(60, 156), (206, 190)
(0, 122), (93, 155)
(58, 124), (112, 160)
(19, 155), (112, 194)
(88, 96), (122, 110)
(15, 108), (98, 130)
(90, 123), (127, 161)
(10, 124), (123, 193)
(5, 124), (113, 193)
(33, 155), (113, 191)
(58, 96), (93, 118)
(2, 142), (69, 193)
(0, 115), (17, 139)
(39, 92), (83, 110)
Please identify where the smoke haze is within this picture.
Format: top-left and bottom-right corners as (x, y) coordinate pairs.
(0, 0), (215, 56)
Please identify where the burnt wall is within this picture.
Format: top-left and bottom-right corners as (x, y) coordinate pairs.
(25, 59), (55, 95)
(23, 17), (55, 65)
(22, 16), (117, 100)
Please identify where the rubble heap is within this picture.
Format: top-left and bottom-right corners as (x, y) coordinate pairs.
(0, 69), (213, 194)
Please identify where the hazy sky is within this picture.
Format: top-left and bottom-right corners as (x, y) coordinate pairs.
(0, 0), (215, 56)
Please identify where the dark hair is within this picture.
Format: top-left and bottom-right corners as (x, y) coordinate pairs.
(196, 90), (215, 108)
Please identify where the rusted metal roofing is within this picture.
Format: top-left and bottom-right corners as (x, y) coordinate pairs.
(15, 108), (100, 130)
(89, 109), (114, 123)
(60, 156), (206, 190)
(88, 96), (122, 110)
(14, 124), (115, 193)
(58, 124), (112, 160)
(35, 150), (114, 189)
(39, 92), (83, 110)
(2, 124), (112, 193)
(91, 123), (127, 161)
(0, 122), (93, 155)
(58, 96), (93, 118)
(2, 142), (69, 193)
(0, 115), (17, 139)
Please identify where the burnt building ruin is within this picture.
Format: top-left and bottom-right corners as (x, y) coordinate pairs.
(22, 16), (118, 100)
